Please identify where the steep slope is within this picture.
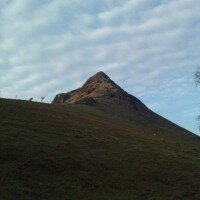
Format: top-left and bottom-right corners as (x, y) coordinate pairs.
(53, 71), (198, 141)
(0, 98), (199, 200)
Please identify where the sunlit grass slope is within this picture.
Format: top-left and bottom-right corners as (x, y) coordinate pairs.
(0, 98), (199, 200)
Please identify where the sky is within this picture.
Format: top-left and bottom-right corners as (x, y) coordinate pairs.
(0, 0), (200, 134)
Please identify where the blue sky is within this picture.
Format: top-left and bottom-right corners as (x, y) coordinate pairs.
(0, 0), (200, 134)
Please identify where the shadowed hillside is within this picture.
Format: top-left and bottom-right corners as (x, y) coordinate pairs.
(0, 73), (200, 200)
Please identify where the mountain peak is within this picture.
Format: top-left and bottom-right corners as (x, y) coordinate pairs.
(95, 71), (108, 77)
(82, 71), (113, 88)
(52, 72), (149, 112)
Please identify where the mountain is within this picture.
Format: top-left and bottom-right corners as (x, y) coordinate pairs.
(53, 71), (197, 141)
(0, 73), (199, 200)
(52, 71), (148, 112)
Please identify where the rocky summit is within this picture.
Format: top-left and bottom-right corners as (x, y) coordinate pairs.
(52, 71), (149, 112)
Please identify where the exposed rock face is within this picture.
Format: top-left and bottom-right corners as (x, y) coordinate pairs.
(52, 71), (149, 112)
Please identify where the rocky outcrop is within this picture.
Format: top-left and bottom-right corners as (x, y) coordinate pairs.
(52, 71), (149, 112)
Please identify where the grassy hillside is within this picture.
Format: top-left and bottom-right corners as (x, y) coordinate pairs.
(0, 98), (199, 200)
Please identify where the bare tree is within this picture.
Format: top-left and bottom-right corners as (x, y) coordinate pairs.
(194, 68), (200, 86)
(29, 98), (33, 102)
(194, 68), (200, 130)
(41, 97), (45, 102)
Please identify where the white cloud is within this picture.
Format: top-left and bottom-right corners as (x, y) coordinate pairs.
(0, 0), (199, 105)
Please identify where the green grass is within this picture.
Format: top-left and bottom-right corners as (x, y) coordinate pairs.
(0, 98), (199, 200)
